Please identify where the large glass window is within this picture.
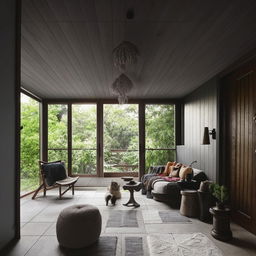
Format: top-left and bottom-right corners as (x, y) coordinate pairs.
(20, 93), (40, 195)
(145, 104), (176, 171)
(103, 104), (139, 173)
(48, 104), (68, 166)
(45, 102), (176, 177)
(72, 104), (97, 175)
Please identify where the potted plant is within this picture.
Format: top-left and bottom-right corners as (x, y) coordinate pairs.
(209, 183), (232, 241)
(209, 183), (229, 209)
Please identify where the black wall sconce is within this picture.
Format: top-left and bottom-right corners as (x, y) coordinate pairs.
(202, 127), (216, 145)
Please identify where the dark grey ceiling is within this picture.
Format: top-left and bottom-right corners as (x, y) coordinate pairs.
(21, 0), (256, 99)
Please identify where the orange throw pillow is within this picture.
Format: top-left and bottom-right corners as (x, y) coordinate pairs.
(163, 161), (176, 176)
(179, 165), (193, 180)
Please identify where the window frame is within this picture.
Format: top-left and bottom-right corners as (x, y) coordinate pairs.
(20, 89), (42, 197)
(43, 99), (178, 178)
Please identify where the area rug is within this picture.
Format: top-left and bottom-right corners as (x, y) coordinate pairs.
(60, 236), (117, 256)
(142, 210), (191, 224)
(106, 210), (138, 227)
(125, 237), (143, 256)
(159, 211), (191, 223)
(147, 233), (223, 256)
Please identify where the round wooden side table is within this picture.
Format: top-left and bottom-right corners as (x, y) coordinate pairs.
(180, 190), (199, 217)
(209, 207), (232, 241)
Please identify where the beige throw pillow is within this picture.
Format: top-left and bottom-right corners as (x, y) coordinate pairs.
(179, 165), (193, 180)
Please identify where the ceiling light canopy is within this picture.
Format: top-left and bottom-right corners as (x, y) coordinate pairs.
(112, 41), (139, 70)
(111, 74), (133, 104)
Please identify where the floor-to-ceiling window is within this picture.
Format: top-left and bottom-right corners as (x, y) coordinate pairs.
(20, 93), (40, 196)
(72, 104), (97, 175)
(48, 104), (68, 166)
(45, 102), (176, 177)
(103, 104), (139, 175)
(145, 104), (176, 171)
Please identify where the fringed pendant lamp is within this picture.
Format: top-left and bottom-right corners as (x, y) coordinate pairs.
(111, 74), (133, 104)
(112, 41), (139, 70)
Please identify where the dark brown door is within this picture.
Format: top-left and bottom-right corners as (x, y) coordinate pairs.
(223, 59), (256, 235)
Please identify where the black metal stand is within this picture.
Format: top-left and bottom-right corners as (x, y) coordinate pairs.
(123, 182), (142, 208)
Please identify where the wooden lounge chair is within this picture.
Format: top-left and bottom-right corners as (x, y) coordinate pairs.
(32, 160), (79, 199)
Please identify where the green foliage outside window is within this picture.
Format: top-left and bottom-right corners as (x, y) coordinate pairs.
(104, 104), (139, 172)
(145, 105), (176, 171)
(21, 99), (176, 192)
(20, 94), (40, 194)
(48, 104), (68, 164)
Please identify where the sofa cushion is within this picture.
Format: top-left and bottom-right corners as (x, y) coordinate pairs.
(152, 181), (171, 194)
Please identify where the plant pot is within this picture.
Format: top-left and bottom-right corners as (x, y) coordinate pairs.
(216, 202), (225, 210)
(209, 207), (232, 241)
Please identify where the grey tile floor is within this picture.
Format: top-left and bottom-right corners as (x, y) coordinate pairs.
(3, 187), (256, 256)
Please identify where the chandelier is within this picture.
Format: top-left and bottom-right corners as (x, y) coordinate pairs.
(111, 74), (133, 104)
(112, 41), (139, 70)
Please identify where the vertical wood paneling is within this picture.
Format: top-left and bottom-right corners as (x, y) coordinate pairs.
(177, 78), (218, 181)
(253, 75), (256, 233)
(222, 59), (256, 234)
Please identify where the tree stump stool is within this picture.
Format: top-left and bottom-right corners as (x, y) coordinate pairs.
(198, 190), (215, 222)
(180, 190), (199, 217)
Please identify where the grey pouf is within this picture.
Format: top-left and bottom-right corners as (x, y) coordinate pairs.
(56, 204), (102, 248)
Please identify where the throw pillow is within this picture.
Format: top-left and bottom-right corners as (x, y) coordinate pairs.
(169, 163), (182, 177)
(179, 165), (193, 180)
(163, 161), (176, 176)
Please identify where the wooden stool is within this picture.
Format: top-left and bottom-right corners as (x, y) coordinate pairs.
(180, 190), (199, 217)
(198, 190), (215, 222)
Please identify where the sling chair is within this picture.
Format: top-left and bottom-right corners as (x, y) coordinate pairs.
(32, 160), (79, 199)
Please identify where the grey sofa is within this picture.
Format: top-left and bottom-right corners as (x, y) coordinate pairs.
(151, 169), (208, 208)
(141, 167), (208, 208)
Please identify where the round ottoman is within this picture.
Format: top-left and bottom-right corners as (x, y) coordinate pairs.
(180, 190), (199, 217)
(56, 204), (102, 248)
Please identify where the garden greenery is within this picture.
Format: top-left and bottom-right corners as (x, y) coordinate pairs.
(21, 93), (175, 193)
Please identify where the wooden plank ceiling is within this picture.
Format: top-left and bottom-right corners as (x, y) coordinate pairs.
(21, 0), (256, 99)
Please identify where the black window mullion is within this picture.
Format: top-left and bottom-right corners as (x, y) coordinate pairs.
(139, 103), (145, 180)
(67, 104), (72, 176)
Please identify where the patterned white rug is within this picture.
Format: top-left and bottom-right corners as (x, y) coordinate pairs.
(147, 233), (223, 256)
